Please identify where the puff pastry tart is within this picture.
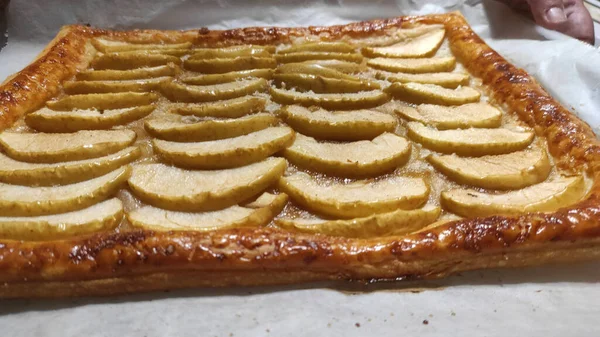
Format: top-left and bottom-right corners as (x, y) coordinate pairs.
(1, 12), (599, 298)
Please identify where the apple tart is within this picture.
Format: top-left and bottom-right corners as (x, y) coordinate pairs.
(1, 12), (600, 298)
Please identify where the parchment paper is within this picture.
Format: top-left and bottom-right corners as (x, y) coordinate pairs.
(1, 1), (600, 336)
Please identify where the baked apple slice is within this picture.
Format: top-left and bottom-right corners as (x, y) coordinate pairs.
(278, 41), (356, 54)
(153, 126), (294, 169)
(395, 103), (502, 129)
(385, 82), (480, 105)
(276, 205), (440, 238)
(46, 92), (159, 110)
(300, 60), (367, 73)
(441, 175), (586, 217)
(428, 147), (552, 190)
(0, 166), (129, 216)
(128, 157), (287, 211)
(0, 130), (137, 163)
(128, 192), (287, 232)
(26, 106), (154, 132)
(368, 57), (456, 73)
(278, 105), (397, 140)
(376, 71), (469, 88)
(161, 78), (269, 102)
(76, 64), (178, 81)
(273, 73), (380, 93)
(283, 133), (410, 177)
(270, 87), (389, 110)
(145, 113), (278, 142)
(274, 52), (363, 64)
(362, 29), (445, 58)
(63, 77), (172, 94)
(275, 62), (360, 80)
(0, 198), (123, 240)
(0, 146), (140, 186)
(406, 122), (534, 156)
(170, 96), (266, 119)
(92, 52), (180, 70)
(181, 69), (273, 85)
(183, 56), (277, 73)
(278, 172), (429, 218)
(91, 38), (191, 53)
(190, 45), (275, 59)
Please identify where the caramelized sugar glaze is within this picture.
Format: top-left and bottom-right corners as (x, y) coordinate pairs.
(1, 13), (600, 297)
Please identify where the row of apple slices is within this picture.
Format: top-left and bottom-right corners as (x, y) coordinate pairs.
(0, 129), (143, 239)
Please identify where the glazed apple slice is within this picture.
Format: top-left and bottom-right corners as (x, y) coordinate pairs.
(26, 106), (154, 132)
(153, 126), (295, 169)
(270, 87), (389, 110)
(0, 198), (123, 240)
(46, 92), (159, 110)
(441, 176), (586, 217)
(278, 105), (397, 141)
(128, 192), (287, 232)
(355, 24), (444, 47)
(0, 146), (140, 186)
(181, 69), (273, 85)
(386, 82), (480, 105)
(128, 157), (287, 211)
(406, 122), (534, 156)
(276, 62), (360, 80)
(300, 60), (367, 74)
(189, 45), (275, 59)
(368, 57), (455, 73)
(376, 71), (469, 88)
(395, 103), (502, 129)
(91, 52), (180, 70)
(0, 166), (129, 216)
(273, 73), (380, 93)
(276, 205), (440, 238)
(278, 172), (429, 218)
(0, 130), (137, 163)
(274, 52), (363, 64)
(362, 29), (445, 58)
(283, 133), (411, 177)
(428, 147), (552, 190)
(183, 56), (277, 73)
(145, 113), (278, 142)
(161, 78), (269, 102)
(76, 65), (178, 81)
(278, 41), (356, 54)
(112, 49), (190, 57)
(91, 38), (192, 53)
(63, 77), (172, 94)
(170, 96), (266, 119)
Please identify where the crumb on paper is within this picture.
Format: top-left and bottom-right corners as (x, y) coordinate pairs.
(355, 323), (361, 328)
(422, 320), (429, 325)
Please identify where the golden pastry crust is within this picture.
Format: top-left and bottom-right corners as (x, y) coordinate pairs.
(2, 12), (600, 298)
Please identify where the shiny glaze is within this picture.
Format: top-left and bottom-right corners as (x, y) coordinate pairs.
(1, 13), (600, 294)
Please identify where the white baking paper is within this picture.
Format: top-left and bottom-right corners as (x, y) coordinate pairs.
(1, 1), (600, 336)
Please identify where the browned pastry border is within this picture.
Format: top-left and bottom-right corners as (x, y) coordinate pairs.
(2, 12), (600, 298)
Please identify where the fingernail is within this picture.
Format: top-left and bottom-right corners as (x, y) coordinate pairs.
(545, 7), (568, 24)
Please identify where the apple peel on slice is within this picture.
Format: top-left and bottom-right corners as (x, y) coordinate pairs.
(128, 157), (287, 212)
(0, 166), (130, 217)
(153, 126), (295, 169)
(276, 205), (440, 238)
(278, 172), (429, 218)
(145, 113), (278, 142)
(278, 105), (397, 141)
(128, 193), (287, 232)
(0, 198), (123, 240)
(428, 147), (552, 190)
(283, 133), (410, 177)
(441, 176), (586, 217)
(407, 122), (534, 156)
